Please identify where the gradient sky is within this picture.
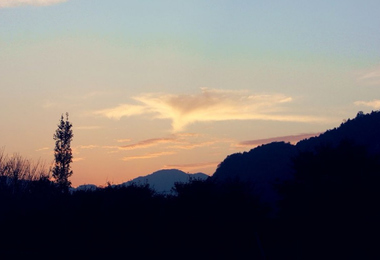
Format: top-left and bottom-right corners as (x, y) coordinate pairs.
(1, 0), (379, 187)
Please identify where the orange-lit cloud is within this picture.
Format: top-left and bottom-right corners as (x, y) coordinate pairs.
(0, 0), (68, 8)
(163, 161), (219, 171)
(116, 139), (131, 143)
(77, 145), (99, 149)
(36, 147), (50, 152)
(94, 104), (146, 120)
(120, 137), (176, 150)
(95, 88), (324, 132)
(236, 133), (321, 148)
(73, 157), (85, 162)
(168, 141), (216, 150)
(118, 133), (224, 151)
(75, 126), (102, 130)
(122, 151), (175, 161)
(354, 100), (380, 109)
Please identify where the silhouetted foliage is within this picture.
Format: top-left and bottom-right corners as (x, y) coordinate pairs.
(53, 113), (73, 193)
(1, 111), (380, 258)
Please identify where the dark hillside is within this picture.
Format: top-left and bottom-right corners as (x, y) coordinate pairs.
(212, 142), (297, 210)
(297, 110), (380, 154)
(211, 111), (380, 213)
(1, 111), (380, 258)
(275, 139), (380, 259)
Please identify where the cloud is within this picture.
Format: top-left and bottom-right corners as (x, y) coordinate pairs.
(117, 139), (131, 143)
(120, 137), (176, 150)
(122, 151), (175, 161)
(95, 88), (324, 132)
(73, 157), (85, 162)
(77, 145), (98, 149)
(94, 104), (146, 120)
(354, 100), (380, 109)
(118, 133), (225, 151)
(36, 147), (50, 152)
(0, 0), (68, 8)
(357, 67), (380, 86)
(163, 162), (219, 171)
(72, 145), (99, 156)
(75, 126), (102, 130)
(237, 133), (321, 148)
(168, 141), (216, 150)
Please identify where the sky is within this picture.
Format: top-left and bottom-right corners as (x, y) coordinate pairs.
(1, 0), (379, 187)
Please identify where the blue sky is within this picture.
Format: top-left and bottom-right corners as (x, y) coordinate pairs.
(1, 0), (379, 186)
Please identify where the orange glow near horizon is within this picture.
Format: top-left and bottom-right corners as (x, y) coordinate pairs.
(1, 1), (378, 187)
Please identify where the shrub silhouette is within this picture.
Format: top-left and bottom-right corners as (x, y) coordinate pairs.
(2, 110), (380, 258)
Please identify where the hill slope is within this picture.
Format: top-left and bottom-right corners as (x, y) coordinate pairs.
(122, 169), (209, 194)
(211, 110), (380, 207)
(297, 111), (380, 154)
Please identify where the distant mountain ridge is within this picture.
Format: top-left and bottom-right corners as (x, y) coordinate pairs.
(122, 169), (209, 194)
(74, 169), (209, 193)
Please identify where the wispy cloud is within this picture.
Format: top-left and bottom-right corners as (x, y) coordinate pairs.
(122, 151), (175, 161)
(354, 100), (380, 109)
(118, 133), (224, 151)
(73, 157), (85, 162)
(94, 104), (146, 120)
(95, 88), (324, 132)
(77, 145), (99, 150)
(36, 147), (50, 152)
(163, 162), (219, 171)
(168, 141), (216, 150)
(74, 126), (103, 130)
(116, 139), (131, 143)
(236, 133), (321, 148)
(120, 137), (176, 150)
(357, 66), (380, 86)
(72, 145), (99, 157)
(0, 0), (68, 8)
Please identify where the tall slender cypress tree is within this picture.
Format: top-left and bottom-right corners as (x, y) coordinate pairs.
(53, 112), (73, 193)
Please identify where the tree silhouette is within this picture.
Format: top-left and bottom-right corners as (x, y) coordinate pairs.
(53, 113), (73, 193)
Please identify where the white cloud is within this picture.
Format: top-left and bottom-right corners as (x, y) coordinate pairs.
(95, 88), (325, 132)
(354, 100), (380, 109)
(357, 66), (380, 86)
(0, 0), (68, 8)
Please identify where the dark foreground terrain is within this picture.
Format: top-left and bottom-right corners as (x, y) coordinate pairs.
(1, 111), (380, 259)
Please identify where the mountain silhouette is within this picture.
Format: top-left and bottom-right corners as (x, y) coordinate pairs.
(212, 141), (297, 212)
(211, 110), (380, 213)
(73, 184), (98, 192)
(122, 169), (209, 194)
(297, 110), (380, 154)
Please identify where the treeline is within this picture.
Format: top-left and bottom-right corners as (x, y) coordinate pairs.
(0, 166), (266, 258)
(0, 138), (379, 259)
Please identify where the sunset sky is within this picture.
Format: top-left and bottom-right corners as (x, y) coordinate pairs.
(1, 0), (379, 187)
